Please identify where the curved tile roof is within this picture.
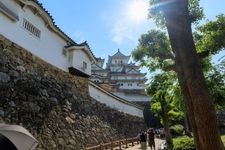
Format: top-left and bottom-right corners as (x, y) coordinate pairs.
(109, 49), (130, 58)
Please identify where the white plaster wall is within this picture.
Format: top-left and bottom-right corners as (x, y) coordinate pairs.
(1, 0), (18, 14)
(0, 0), (68, 71)
(73, 50), (91, 75)
(113, 92), (151, 102)
(89, 82), (143, 118)
(119, 82), (145, 90)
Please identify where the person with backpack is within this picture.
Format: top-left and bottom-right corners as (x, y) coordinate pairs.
(137, 131), (147, 150)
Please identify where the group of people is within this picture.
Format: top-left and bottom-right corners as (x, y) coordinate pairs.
(137, 128), (155, 150)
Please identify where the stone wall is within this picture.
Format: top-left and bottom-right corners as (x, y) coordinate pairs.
(0, 36), (146, 149)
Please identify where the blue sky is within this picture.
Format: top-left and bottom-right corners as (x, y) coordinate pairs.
(38, 0), (225, 67)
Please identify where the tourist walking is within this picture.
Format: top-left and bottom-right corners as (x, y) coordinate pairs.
(137, 131), (147, 150)
(147, 128), (155, 150)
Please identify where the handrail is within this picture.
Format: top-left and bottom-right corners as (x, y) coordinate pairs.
(85, 137), (139, 150)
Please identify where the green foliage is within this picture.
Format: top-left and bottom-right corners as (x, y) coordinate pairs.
(132, 30), (174, 72)
(168, 110), (184, 123)
(188, 0), (204, 24)
(170, 124), (184, 137)
(173, 136), (195, 150)
(195, 14), (225, 55)
(133, 11), (225, 113)
(221, 135), (225, 145)
(147, 72), (184, 124)
(148, 0), (204, 28)
(173, 135), (225, 149)
(206, 63), (225, 110)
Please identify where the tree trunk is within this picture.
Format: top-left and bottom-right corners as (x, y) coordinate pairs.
(162, 0), (224, 149)
(161, 105), (173, 147)
(184, 114), (191, 136)
(177, 68), (202, 149)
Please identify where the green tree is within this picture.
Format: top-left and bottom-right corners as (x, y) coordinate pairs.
(133, 0), (225, 149)
(159, 0), (223, 149)
(206, 63), (225, 110)
(195, 14), (225, 55)
(147, 72), (175, 148)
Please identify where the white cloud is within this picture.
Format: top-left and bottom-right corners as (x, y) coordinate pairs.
(109, 0), (155, 45)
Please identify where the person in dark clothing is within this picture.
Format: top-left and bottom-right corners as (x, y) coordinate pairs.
(147, 128), (155, 150)
(0, 134), (17, 150)
(137, 131), (147, 150)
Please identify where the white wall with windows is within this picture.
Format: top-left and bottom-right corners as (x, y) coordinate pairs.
(0, 0), (69, 71)
(0, 0), (94, 77)
(70, 49), (92, 75)
(118, 82), (145, 90)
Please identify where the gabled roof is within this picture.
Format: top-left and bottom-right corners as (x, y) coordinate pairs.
(65, 41), (96, 63)
(126, 68), (140, 74)
(109, 49), (130, 58)
(96, 57), (105, 63)
(95, 57), (105, 68)
(107, 49), (130, 67)
(112, 49), (126, 57)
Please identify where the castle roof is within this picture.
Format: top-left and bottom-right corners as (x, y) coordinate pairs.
(109, 49), (130, 59)
(96, 57), (105, 63)
(65, 41), (96, 62)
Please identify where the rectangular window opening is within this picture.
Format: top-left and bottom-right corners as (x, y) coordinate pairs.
(83, 62), (87, 70)
(23, 19), (41, 38)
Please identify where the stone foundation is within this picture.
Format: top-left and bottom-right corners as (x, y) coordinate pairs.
(0, 36), (146, 149)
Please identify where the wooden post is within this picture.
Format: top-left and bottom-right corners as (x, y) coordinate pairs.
(131, 139), (134, 146)
(99, 144), (102, 150)
(110, 142), (114, 150)
(125, 139), (128, 148)
(119, 141), (122, 150)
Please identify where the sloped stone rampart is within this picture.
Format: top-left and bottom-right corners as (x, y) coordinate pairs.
(0, 37), (146, 149)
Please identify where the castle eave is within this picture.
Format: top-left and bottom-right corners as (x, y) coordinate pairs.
(68, 67), (90, 78)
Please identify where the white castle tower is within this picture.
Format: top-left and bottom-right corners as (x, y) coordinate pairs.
(91, 49), (150, 102)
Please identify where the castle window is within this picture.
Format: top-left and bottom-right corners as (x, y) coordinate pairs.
(83, 61), (87, 70)
(68, 52), (73, 67)
(128, 83), (132, 86)
(23, 19), (41, 38)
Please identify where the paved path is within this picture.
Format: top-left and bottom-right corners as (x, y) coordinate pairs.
(124, 138), (165, 150)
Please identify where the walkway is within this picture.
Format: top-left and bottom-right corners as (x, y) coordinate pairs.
(125, 138), (165, 150)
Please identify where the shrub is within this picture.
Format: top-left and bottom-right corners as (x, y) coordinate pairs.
(173, 136), (195, 150)
(170, 124), (184, 137)
(221, 135), (225, 145)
